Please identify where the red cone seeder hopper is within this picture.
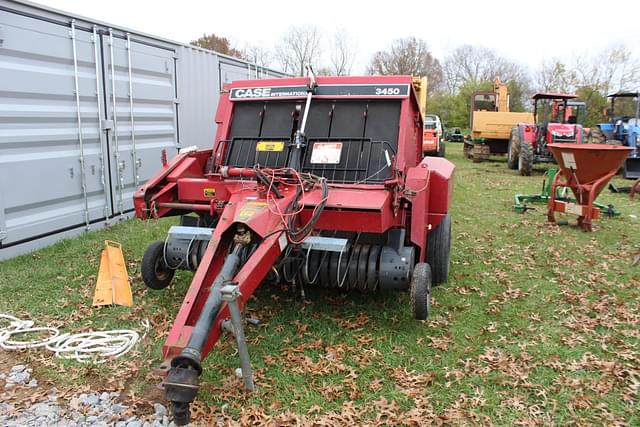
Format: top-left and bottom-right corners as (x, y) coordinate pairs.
(546, 143), (633, 231)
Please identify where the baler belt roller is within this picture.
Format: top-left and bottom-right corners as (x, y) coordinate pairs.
(293, 233), (414, 292)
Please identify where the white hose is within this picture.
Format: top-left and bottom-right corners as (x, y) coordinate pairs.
(0, 313), (147, 363)
(46, 330), (139, 363)
(0, 327), (60, 350)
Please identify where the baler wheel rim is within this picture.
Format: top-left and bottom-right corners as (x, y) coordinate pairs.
(410, 263), (432, 321)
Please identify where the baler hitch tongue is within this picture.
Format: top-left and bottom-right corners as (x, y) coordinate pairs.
(164, 241), (246, 425)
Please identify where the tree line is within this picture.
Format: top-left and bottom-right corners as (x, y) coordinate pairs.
(192, 28), (640, 129)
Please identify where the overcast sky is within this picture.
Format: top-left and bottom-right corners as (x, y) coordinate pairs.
(34, 0), (640, 74)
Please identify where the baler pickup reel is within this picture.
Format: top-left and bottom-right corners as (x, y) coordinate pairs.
(134, 71), (455, 424)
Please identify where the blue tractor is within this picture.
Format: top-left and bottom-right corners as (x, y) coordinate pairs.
(589, 91), (640, 178)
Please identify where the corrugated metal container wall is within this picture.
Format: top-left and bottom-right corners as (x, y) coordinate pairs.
(0, 11), (110, 246)
(175, 46), (220, 149)
(0, 0), (286, 260)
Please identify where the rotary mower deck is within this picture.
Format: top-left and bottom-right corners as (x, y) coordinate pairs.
(133, 71), (455, 424)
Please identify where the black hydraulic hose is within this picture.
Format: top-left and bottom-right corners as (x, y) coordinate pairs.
(165, 242), (245, 426)
(174, 242), (244, 369)
(286, 177), (328, 242)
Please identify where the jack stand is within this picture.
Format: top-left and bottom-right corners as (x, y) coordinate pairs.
(220, 284), (255, 391)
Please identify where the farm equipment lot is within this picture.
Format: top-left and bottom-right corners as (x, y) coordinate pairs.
(1, 144), (638, 425)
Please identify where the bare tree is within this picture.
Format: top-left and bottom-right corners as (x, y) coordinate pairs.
(242, 45), (272, 68)
(367, 37), (443, 93)
(535, 59), (576, 93)
(191, 33), (243, 59)
(443, 45), (528, 94)
(534, 45), (640, 96)
(274, 26), (322, 76)
(329, 29), (356, 76)
(573, 45), (640, 94)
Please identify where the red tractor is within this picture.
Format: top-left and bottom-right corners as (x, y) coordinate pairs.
(508, 93), (587, 175)
(133, 71), (455, 424)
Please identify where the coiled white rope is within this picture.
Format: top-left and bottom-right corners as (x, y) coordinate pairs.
(0, 313), (149, 363)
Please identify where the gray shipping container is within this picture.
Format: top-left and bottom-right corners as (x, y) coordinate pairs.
(0, 0), (285, 260)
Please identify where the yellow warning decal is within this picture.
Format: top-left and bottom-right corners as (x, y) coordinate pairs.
(237, 201), (267, 221)
(203, 188), (215, 197)
(256, 140), (285, 152)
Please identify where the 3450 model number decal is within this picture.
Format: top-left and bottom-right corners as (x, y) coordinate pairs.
(230, 84), (410, 100)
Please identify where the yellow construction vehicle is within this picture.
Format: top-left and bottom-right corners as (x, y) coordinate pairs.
(464, 78), (533, 162)
(412, 76), (445, 156)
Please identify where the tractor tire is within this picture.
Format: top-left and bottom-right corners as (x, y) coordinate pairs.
(588, 127), (606, 144)
(507, 128), (520, 170)
(426, 214), (451, 285)
(410, 263), (432, 321)
(518, 140), (534, 176)
(437, 141), (446, 157)
(141, 240), (175, 290)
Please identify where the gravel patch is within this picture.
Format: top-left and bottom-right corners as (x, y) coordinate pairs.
(0, 364), (174, 427)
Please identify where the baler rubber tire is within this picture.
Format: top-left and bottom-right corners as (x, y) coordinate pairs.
(410, 263), (432, 321)
(426, 214), (451, 285)
(507, 128), (520, 170)
(588, 127), (606, 144)
(437, 141), (446, 157)
(141, 240), (175, 290)
(519, 140), (534, 176)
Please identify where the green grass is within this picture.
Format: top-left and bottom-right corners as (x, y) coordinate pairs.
(1, 143), (639, 424)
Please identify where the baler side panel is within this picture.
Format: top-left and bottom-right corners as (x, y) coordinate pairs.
(406, 165), (430, 261)
(421, 157), (454, 215)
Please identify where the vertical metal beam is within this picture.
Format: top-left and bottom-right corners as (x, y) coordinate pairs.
(92, 26), (111, 224)
(126, 33), (139, 187)
(70, 20), (90, 230)
(108, 29), (124, 216)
